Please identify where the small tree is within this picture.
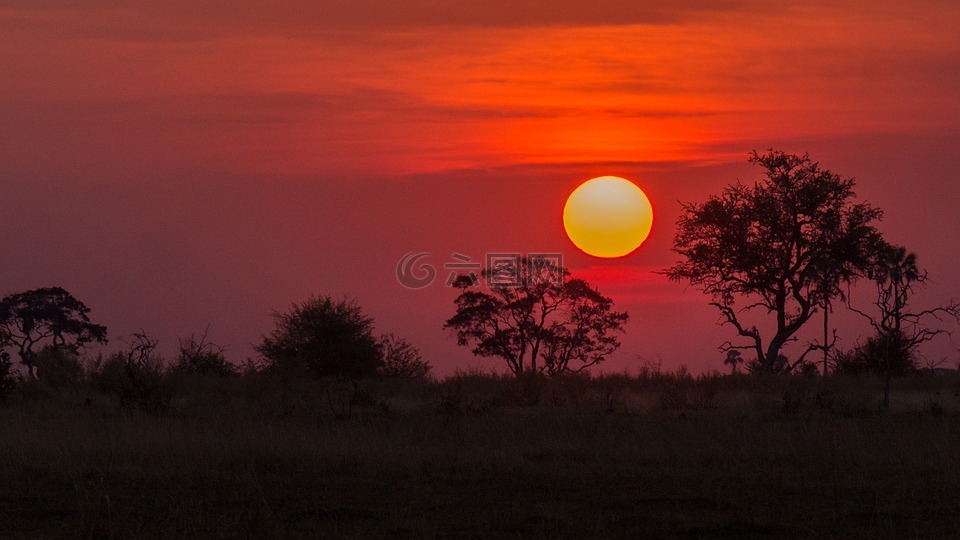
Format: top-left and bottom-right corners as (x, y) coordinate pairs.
(172, 327), (236, 377)
(90, 331), (167, 411)
(664, 150), (883, 372)
(0, 287), (108, 379)
(848, 244), (959, 406)
(257, 296), (381, 378)
(723, 350), (744, 374)
(445, 258), (628, 376)
(377, 332), (431, 380)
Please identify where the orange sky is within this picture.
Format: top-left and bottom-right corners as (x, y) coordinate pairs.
(5, 1), (959, 174)
(2, 1), (959, 373)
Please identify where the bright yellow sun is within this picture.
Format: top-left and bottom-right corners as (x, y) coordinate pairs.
(563, 176), (653, 258)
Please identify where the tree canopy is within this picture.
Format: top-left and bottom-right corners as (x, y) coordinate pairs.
(0, 287), (108, 378)
(445, 258), (628, 376)
(664, 150), (883, 372)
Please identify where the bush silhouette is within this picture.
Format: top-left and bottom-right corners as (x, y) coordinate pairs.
(34, 346), (83, 388)
(257, 296), (382, 378)
(378, 332), (431, 380)
(171, 330), (236, 377)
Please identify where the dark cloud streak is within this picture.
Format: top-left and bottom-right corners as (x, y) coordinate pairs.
(2, 0), (756, 42)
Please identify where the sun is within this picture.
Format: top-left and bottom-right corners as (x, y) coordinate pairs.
(563, 176), (653, 258)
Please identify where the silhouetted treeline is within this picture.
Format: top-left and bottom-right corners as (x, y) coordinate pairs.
(3, 151), (959, 408)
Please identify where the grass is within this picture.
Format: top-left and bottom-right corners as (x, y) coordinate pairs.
(1, 372), (959, 538)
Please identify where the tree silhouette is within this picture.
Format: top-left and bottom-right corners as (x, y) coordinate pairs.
(0, 351), (15, 400)
(832, 332), (915, 377)
(378, 332), (431, 380)
(664, 150), (883, 372)
(848, 244), (959, 406)
(723, 350), (743, 374)
(257, 295), (382, 378)
(34, 346), (84, 387)
(0, 287), (108, 379)
(91, 331), (167, 411)
(172, 327), (236, 377)
(445, 258), (628, 376)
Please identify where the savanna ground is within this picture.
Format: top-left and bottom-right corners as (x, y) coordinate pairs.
(2, 370), (960, 539)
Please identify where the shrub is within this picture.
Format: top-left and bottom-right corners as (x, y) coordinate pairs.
(0, 351), (16, 400)
(89, 333), (169, 412)
(834, 332), (916, 376)
(377, 333), (431, 380)
(171, 331), (236, 377)
(257, 296), (381, 378)
(34, 346), (84, 388)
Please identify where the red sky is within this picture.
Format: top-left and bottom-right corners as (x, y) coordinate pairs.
(2, 1), (960, 374)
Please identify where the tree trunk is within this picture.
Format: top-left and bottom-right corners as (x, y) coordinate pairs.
(882, 278), (901, 410)
(764, 336), (786, 373)
(823, 303), (829, 377)
(21, 351), (37, 379)
(882, 360), (891, 409)
(881, 329), (892, 409)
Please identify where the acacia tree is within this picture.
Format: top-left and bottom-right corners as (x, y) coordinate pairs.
(664, 150), (883, 372)
(445, 258), (628, 376)
(848, 244), (959, 406)
(0, 287), (108, 378)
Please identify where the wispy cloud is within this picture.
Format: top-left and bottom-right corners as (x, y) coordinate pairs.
(2, 1), (958, 176)
(2, 1), (756, 39)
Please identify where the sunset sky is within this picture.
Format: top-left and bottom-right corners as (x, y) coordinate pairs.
(2, 0), (959, 374)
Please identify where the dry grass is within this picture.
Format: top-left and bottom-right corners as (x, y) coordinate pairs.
(1, 372), (959, 538)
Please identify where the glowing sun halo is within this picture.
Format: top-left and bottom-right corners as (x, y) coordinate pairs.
(563, 176), (653, 258)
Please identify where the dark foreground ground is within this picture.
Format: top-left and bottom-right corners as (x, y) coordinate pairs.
(1, 373), (959, 538)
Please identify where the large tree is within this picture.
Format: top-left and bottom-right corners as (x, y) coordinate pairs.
(0, 287), (108, 378)
(664, 150), (883, 372)
(445, 258), (628, 376)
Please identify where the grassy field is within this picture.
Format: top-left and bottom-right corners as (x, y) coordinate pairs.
(1, 372), (959, 538)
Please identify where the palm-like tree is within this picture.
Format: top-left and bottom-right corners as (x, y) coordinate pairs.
(851, 243), (959, 407)
(723, 350), (744, 374)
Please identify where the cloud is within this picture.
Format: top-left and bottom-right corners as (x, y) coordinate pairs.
(566, 265), (701, 305)
(2, 1), (757, 41)
(4, 0), (959, 177)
